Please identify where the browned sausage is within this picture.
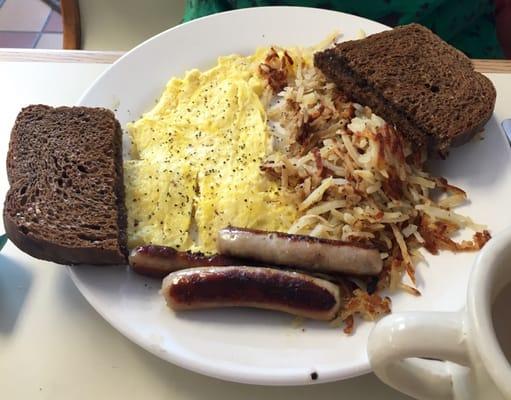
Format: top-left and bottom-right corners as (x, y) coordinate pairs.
(129, 245), (244, 278)
(217, 227), (382, 276)
(161, 266), (342, 321)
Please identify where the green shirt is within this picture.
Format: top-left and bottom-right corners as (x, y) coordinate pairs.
(184, 0), (504, 58)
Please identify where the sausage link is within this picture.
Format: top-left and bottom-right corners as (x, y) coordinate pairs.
(161, 266), (342, 321)
(217, 227), (382, 276)
(129, 245), (243, 278)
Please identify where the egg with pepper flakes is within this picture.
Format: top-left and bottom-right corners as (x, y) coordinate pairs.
(124, 53), (298, 254)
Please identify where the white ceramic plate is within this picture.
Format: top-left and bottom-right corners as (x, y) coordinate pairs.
(70, 6), (511, 385)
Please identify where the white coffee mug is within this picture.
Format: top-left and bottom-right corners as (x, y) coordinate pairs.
(368, 226), (511, 400)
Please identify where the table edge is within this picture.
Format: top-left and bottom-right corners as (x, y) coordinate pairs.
(0, 49), (123, 64)
(0, 50), (509, 73)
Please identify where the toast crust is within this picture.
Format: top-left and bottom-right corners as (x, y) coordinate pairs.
(3, 211), (125, 265)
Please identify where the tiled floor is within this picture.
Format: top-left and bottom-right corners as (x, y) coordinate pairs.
(0, 0), (63, 49)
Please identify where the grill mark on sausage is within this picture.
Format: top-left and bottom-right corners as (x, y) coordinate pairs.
(223, 226), (376, 250)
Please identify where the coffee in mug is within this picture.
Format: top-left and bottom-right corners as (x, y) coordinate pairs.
(492, 282), (511, 365)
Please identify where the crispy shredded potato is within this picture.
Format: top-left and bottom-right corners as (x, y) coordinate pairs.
(258, 47), (491, 333)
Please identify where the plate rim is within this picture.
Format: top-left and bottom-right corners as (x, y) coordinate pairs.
(71, 6), (395, 386)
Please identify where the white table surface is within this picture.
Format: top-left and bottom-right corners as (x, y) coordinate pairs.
(0, 62), (509, 400)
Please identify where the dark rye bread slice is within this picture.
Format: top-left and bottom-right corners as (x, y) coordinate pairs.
(314, 23), (496, 156)
(4, 105), (127, 265)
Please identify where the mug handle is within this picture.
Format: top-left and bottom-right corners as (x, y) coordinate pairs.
(368, 311), (470, 400)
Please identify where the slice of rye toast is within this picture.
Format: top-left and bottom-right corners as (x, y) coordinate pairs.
(3, 105), (127, 265)
(314, 23), (496, 157)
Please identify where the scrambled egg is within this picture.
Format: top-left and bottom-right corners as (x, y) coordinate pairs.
(124, 52), (298, 254)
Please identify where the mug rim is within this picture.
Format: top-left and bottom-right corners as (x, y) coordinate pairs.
(468, 225), (511, 397)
